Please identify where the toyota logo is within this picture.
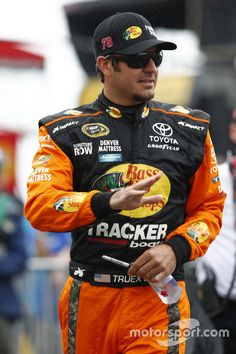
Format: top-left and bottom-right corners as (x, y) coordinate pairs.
(152, 123), (173, 137)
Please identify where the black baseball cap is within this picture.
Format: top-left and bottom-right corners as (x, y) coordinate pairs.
(93, 12), (177, 58)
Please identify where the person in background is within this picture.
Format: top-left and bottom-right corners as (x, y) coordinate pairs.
(0, 149), (27, 354)
(196, 108), (236, 354)
(24, 12), (225, 354)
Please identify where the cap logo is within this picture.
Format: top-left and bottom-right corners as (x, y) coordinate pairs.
(123, 26), (142, 41)
(145, 25), (156, 37)
(101, 36), (113, 50)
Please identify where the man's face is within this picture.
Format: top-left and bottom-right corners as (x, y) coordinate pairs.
(101, 47), (159, 106)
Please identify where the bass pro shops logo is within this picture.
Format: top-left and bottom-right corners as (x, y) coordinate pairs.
(92, 163), (171, 218)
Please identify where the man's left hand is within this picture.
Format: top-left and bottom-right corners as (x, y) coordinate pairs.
(128, 244), (176, 282)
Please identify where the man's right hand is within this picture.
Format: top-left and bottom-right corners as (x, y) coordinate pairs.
(109, 173), (163, 211)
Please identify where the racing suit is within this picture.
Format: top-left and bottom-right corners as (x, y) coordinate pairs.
(25, 92), (225, 354)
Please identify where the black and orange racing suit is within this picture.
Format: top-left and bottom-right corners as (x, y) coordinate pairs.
(25, 92), (225, 354)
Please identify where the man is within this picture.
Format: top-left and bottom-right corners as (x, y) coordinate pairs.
(24, 12), (225, 354)
(196, 108), (236, 354)
(0, 150), (27, 354)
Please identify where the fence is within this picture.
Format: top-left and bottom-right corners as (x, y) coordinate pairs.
(14, 257), (68, 354)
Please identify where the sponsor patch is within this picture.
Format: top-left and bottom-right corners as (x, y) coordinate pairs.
(93, 172), (127, 192)
(39, 134), (51, 142)
(211, 147), (217, 165)
(33, 155), (52, 166)
(74, 267), (85, 277)
(28, 167), (52, 183)
(64, 109), (83, 116)
(152, 123), (173, 137)
(54, 193), (86, 212)
(39, 134), (55, 149)
(40, 143), (55, 149)
(123, 26), (142, 40)
(98, 139), (121, 152)
(149, 123), (179, 151)
(209, 145), (223, 194)
(212, 175), (220, 183)
(88, 222), (168, 247)
(142, 106), (149, 118)
(81, 123), (110, 138)
(106, 107), (122, 118)
(148, 139), (180, 151)
(210, 166), (218, 175)
(53, 120), (79, 134)
(170, 105), (190, 114)
(178, 120), (205, 131)
(73, 142), (92, 156)
(99, 153), (123, 163)
(145, 25), (156, 37)
(92, 163), (171, 218)
(187, 221), (210, 244)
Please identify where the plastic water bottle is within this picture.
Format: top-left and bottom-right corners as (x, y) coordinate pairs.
(101, 256), (182, 305)
(148, 275), (182, 304)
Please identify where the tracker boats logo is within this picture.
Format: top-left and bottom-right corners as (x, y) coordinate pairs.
(87, 222), (168, 248)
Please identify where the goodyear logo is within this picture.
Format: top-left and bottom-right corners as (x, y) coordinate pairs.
(81, 123), (110, 138)
(123, 26), (142, 40)
(93, 163), (171, 218)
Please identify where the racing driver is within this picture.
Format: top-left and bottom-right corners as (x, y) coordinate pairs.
(24, 12), (225, 354)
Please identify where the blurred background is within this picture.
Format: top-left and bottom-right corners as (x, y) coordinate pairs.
(0, 0), (235, 353)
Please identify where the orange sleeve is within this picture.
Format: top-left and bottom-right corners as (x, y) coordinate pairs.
(166, 131), (226, 260)
(24, 126), (99, 232)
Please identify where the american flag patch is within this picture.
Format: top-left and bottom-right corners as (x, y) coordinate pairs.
(94, 273), (111, 283)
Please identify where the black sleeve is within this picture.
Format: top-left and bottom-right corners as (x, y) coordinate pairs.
(165, 235), (191, 268)
(91, 192), (120, 219)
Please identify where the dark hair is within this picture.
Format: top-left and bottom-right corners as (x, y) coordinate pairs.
(96, 65), (104, 83)
(96, 58), (120, 83)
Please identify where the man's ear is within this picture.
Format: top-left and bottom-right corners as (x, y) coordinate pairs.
(97, 56), (113, 78)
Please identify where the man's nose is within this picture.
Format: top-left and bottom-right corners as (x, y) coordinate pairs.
(144, 58), (157, 71)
